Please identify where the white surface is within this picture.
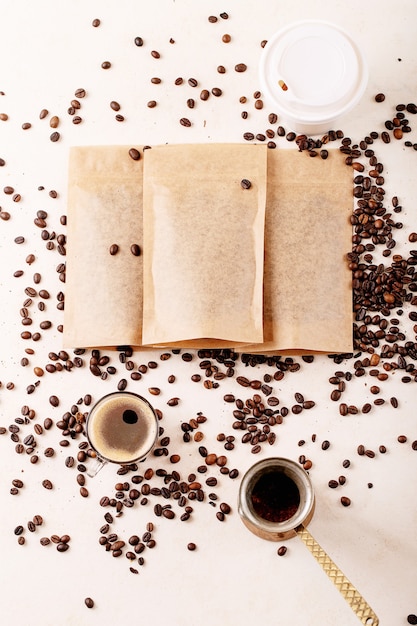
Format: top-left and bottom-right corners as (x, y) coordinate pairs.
(0, 1), (416, 625)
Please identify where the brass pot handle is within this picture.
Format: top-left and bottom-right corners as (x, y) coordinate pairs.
(296, 524), (379, 626)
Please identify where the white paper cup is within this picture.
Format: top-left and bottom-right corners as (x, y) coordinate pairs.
(259, 20), (368, 135)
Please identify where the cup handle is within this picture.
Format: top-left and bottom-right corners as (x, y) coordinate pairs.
(296, 524), (379, 626)
(87, 455), (107, 478)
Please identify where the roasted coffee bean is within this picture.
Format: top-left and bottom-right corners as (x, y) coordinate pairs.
(240, 179), (251, 189)
(180, 117), (191, 127)
(375, 93), (385, 102)
(340, 496), (351, 507)
(128, 148), (140, 161)
(109, 244), (119, 256)
(57, 542), (69, 552)
(84, 598), (94, 609)
(339, 403), (348, 416)
(42, 479), (53, 489)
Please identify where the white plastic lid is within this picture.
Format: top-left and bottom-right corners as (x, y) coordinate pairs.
(259, 20), (368, 127)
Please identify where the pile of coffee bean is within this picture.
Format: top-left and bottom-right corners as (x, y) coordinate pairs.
(13, 514), (71, 552)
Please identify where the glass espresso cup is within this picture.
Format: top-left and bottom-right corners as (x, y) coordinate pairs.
(86, 391), (159, 477)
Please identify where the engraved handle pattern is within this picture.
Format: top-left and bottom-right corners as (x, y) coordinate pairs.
(296, 524), (379, 626)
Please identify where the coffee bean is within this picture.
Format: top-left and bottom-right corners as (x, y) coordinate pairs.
(50, 132), (60, 142)
(341, 496), (351, 507)
(277, 546), (287, 556)
(109, 244), (119, 256)
(240, 179), (251, 189)
(84, 598), (94, 609)
(27, 520), (36, 532)
(235, 63), (247, 73)
(57, 542), (69, 552)
(375, 93), (385, 102)
(180, 117), (191, 127)
(49, 115), (59, 129)
(42, 479), (53, 490)
(128, 148), (141, 162)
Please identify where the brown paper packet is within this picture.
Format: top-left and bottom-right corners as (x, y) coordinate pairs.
(142, 143), (267, 346)
(63, 146), (144, 349)
(239, 148), (353, 355)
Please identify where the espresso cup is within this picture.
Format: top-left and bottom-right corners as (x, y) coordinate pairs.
(86, 391), (159, 477)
